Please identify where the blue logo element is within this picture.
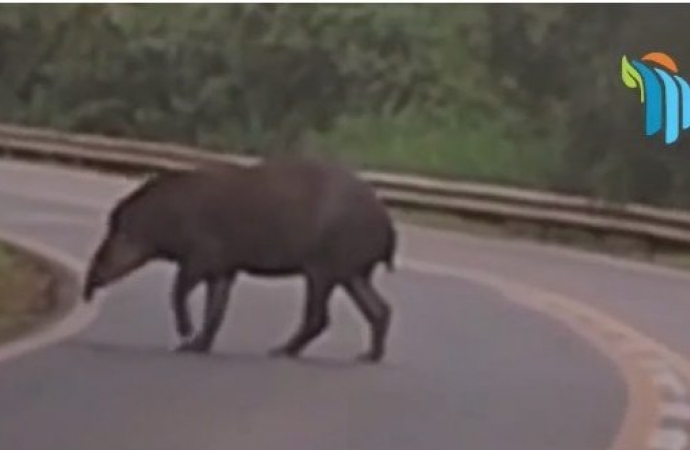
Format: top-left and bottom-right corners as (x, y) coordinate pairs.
(622, 52), (690, 145)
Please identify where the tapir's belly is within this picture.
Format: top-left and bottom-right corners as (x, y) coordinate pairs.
(241, 263), (304, 277)
(225, 232), (315, 276)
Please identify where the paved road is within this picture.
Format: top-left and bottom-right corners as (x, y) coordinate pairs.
(0, 160), (663, 450)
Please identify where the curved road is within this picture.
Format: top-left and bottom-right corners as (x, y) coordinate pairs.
(2, 160), (690, 449)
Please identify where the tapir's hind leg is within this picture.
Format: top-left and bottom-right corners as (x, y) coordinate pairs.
(342, 270), (392, 363)
(270, 272), (336, 358)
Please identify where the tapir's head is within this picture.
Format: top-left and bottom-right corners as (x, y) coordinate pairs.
(82, 184), (158, 303)
(82, 229), (150, 302)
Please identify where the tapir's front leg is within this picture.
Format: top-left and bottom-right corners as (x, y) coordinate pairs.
(176, 274), (234, 353)
(171, 264), (202, 339)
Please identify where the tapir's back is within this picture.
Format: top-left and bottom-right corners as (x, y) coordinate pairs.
(110, 156), (394, 274)
(254, 156), (396, 274)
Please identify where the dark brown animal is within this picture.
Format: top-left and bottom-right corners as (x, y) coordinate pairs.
(82, 156), (397, 362)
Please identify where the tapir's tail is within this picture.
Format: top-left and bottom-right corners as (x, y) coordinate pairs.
(385, 256), (395, 272)
(382, 222), (397, 272)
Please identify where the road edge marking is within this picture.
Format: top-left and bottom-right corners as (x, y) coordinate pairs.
(1, 161), (687, 448)
(0, 227), (670, 450)
(403, 259), (690, 450)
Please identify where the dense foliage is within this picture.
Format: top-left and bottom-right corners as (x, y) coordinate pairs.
(2, 4), (690, 207)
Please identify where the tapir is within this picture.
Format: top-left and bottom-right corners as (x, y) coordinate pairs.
(82, 155), (397, 362)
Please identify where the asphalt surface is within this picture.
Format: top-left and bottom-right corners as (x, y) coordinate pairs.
(0, 160), (650, 450)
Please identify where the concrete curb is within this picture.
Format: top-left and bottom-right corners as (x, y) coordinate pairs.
(0, 229), (100, 364)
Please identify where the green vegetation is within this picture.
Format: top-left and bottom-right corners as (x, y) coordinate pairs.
(1, 4), (690, 207)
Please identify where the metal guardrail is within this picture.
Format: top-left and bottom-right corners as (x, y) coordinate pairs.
(1, 122), (690, 256)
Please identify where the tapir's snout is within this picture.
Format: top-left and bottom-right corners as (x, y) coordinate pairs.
(82, 231), (149, 303)
(83, 286), (95, 303)
(82, 269), (101, 303)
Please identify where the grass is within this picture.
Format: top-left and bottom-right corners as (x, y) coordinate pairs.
(0, 243), (58, 343)
(307, 110), (564, 189)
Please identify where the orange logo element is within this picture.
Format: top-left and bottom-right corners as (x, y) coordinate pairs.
(641, 52), (679, 74)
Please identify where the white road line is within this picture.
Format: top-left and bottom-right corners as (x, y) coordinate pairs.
(402, 259), (690, 450)
(659, 403), (690, 421)
(649, 428), (689, 450)
(652, 371), (688, 398)
(641, 359), (673, 372)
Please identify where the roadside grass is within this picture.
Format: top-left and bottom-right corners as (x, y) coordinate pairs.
(307, 111), (563, 190)
(0, 243), (57, 343)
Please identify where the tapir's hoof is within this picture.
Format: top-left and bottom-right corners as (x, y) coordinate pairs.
(175, 337), (211, 354)
(177, 325), (194, 340)
(356, 351), (383, 364)
(268, 346), (300, 359)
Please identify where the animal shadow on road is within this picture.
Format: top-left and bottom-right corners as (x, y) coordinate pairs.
(66, 339), (390, 371)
